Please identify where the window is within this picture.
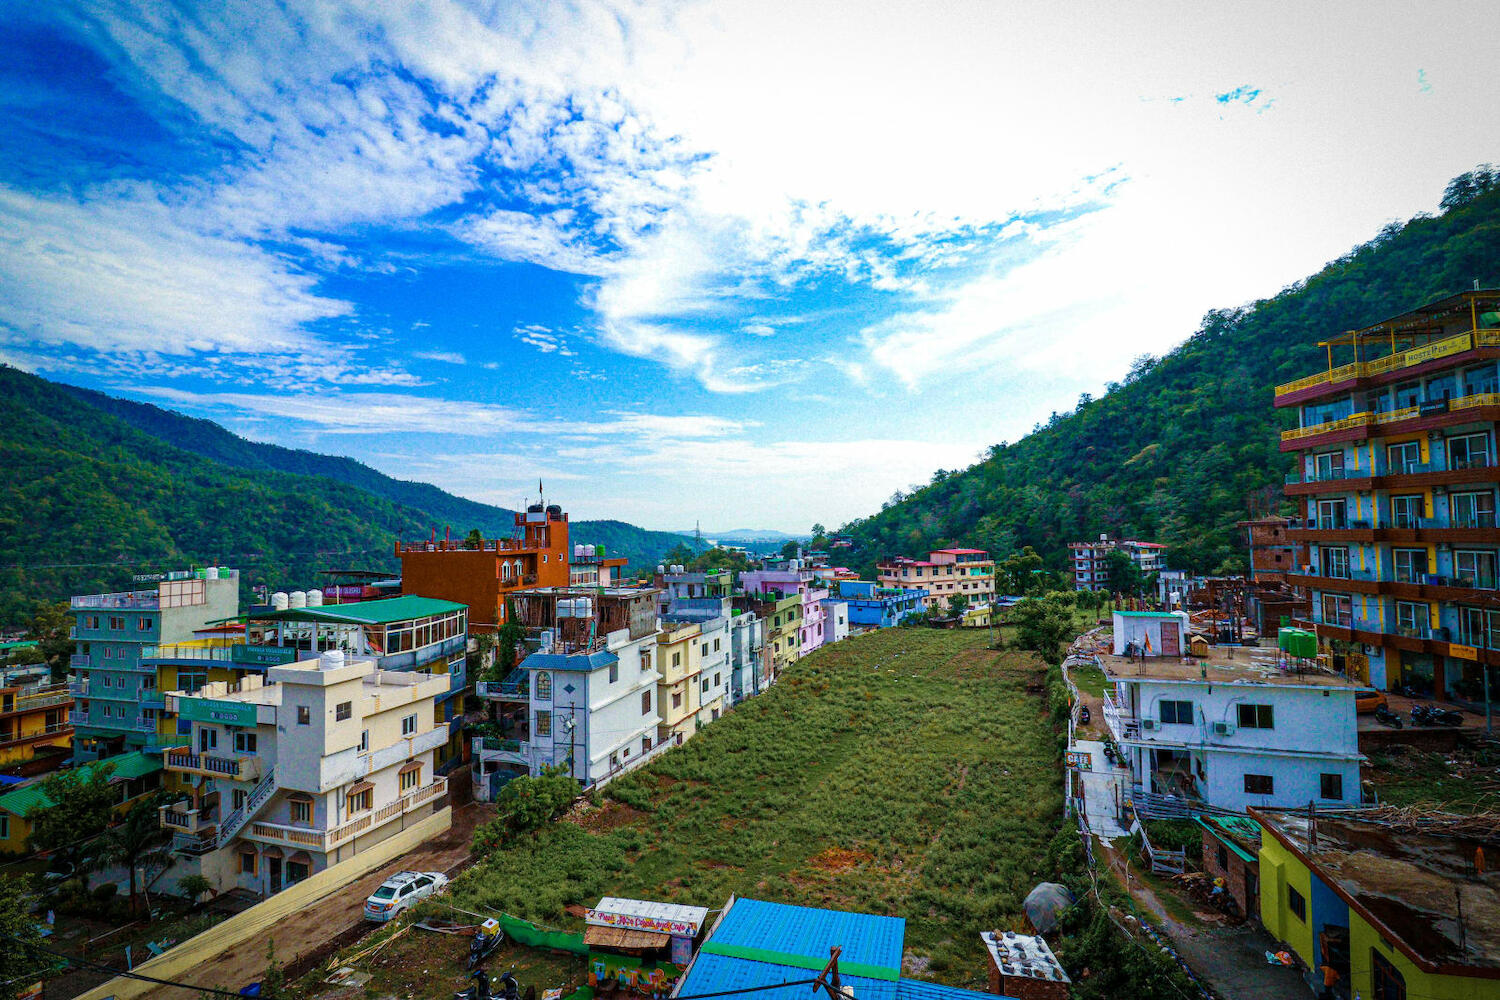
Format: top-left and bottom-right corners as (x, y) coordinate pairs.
(402, 713), (417, 736)
(672, 652), (681, 667)
(711, 708), (720, 720)
(1395, 601), (1428, 636)
(534, 671), (552, 700)
(641, 690), (652, 715)
(400, 767), (420, 792)
(109, 616), (125, 631)
(348, 787), (372, 813)
(1454, 550), (1497, 589)
(240, 851), (257, 874)
(1319, 546), (1350, 579)
(297, 705), (311, 725)
(1315, 498), (1347, 530)
(1320, 593), (1352, 628)
(1237, 704), (1274, 729)
(1452, 490), (1497, 529)
(1288, 884), (1306, 921)
(672, 691), (682, 709)
(701, 643), (709, 657)
(233, 789), (247, 809)
(137, 617), (151, 631)
(1447, 431), (1492, 470)
(1390, 494), (1423, 529)
(286, 861), (309, 885)
(609, 661), (619, 683)
(335, 701), (352, 722)
(701, 677), (710, 693)
(1244, 773), (1274, 795)
(290, 798), (312, 823)
(234, 732), (257, 754)
(713, 638), (721, 651)
(534, 710), (552, 737)
(1372, 949), (1406, 1000)
(1159, 700), (1193, 725)
(1321, 773), (1344, 800)
(359, 729), (369, 753)
(199, 728), (218, 752)
(1216, 843), (1228, 871)
(1386, 440), (1421, 474)
(85, 615), (98, 629)
(642, 736), (652, 755)
(1459, 606), (1500, 650)
(714, 672), (721, 687)
(1392, 381), (1421, 409)
(1393, 547), (1428, 583)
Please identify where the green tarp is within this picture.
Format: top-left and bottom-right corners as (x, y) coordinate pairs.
(497, 913), (588, 955)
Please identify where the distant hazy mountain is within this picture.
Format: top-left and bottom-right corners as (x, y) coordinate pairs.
(0, 366), (696, 625)
(680, 528), (807, 544)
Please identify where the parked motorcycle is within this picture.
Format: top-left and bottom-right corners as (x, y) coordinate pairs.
(1078, 705), (1092, 725)
(1411, 704), (1464, 727)
(1373, 704), (1404, 728)
(457, 971), (519, 1000)
(468, 918), (503, 972)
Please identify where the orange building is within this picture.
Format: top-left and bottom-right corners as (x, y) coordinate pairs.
(397, 503), (571, 632)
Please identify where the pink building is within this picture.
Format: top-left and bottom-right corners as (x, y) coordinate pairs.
(740, 564), (831, 657)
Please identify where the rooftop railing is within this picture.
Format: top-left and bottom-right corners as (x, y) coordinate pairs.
(71, 590), (160, 610)
(1274, 330), (1497, 397)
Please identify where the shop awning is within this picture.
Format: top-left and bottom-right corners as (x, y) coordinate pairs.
(584, 926), (671, 949)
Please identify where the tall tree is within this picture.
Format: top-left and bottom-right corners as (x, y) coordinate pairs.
(98, 793), (175, 915)
(0, 877), (45, 1000)
(28, 762), (119, 872)
(1103, 550), (1148, 598)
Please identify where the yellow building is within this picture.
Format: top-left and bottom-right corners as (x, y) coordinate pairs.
(656, 621), (702, 748)
(0, 751), (163, 853)
(1254, 808), (1499, 1000)
(0, 675), (72, 769)
(877, 548), (996, 610)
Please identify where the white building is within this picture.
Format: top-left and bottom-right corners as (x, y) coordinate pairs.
(1100, 657), (1363, 813)
(820, 599), (849, 645)
(472, 588), (662, 797)
(160, 651), (450, 895)
(726, 611), (766, 706)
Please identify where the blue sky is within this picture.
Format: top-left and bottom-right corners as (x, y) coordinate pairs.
(2, 2), (1497, 532)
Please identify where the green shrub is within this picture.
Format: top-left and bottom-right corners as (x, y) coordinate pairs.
(90, 882), (118, 903)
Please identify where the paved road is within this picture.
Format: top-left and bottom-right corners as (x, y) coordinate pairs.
(124, 803), (491, 1000)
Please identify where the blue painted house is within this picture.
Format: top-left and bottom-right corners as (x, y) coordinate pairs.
(675, 897), (1014, 1000)
(836, 581), (928, 628)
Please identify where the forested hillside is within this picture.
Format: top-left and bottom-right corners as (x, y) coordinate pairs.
(0, 367), (694, 625)
(839, 169), (1500, 576)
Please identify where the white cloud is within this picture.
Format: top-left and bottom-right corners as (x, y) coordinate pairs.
(413, 350), (467, 365)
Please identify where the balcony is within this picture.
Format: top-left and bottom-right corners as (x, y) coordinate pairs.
(1274, 330), (1500, 400)
(165, 749), (262, 781)
(70, 654), (90, 669)
(1101, 694), (1140, 741)
(159, 802), (217, 835)
(172, 831), (218, 856)
(244, 777), (448, 853)
(71, 590), (160, 610)
(1280, 392), (1500, 448)
(7, 684), (72, 713)
(138, 643), (299, 667)
(0, 722), (72, 748)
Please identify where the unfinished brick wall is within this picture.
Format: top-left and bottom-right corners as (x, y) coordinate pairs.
(1201, 828), (1258, 917)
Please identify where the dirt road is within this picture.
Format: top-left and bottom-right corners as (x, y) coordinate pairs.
(118, 803), (491, 1000)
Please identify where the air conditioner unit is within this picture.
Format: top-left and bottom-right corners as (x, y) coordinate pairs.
(1212, 721), (1234, 737)
(1141, 718), (1159, 732)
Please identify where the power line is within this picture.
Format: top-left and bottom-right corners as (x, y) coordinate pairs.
(9, 935), (265, 998)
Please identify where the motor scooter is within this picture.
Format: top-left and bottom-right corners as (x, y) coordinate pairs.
(1373, 703), (1403, 728)
(468, 918), (503, 971)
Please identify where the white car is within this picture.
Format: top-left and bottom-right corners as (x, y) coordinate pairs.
(363, 870), (449, 922)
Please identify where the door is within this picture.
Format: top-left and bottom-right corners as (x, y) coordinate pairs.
(1159, 621), (1180, 656)
(268, 856), (282, 894)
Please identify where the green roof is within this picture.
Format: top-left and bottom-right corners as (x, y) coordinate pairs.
(0, 752), (162, 819)
(1194, 815), (1262, 864)
(254, 595), (467, 626)
(0, 640), (38, 652)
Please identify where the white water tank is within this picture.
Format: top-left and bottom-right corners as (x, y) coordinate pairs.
(307, 589), (323, 607)
(574, 597), (593, 618)
(289, 591), (307, 609)
(319, 649), (345, 671)
(584, 545), (596, 558)
(575, 544), (585, 558)
(657, 565), (665, 574)
(271, 592), (289, 611)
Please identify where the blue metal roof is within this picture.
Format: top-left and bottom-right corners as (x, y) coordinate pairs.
(678, 900), (1005, 1000)
(519, 650), (618, 673)
(709, 898), (904, 974)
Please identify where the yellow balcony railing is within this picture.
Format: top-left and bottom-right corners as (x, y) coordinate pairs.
(1274, 330), (1491, 397)
(1282, 392), (1498, 442)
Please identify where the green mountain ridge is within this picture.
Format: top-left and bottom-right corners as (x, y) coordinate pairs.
(838, 171), (1500, 577)
(0, 368), (695, 625)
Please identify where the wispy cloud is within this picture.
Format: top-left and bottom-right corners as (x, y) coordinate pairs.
(413, 350), (467, 365)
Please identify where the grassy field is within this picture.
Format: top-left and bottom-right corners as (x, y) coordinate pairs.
(448, 627), (1062, 986)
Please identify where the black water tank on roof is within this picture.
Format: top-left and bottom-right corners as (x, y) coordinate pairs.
(546, 504), (562, 517)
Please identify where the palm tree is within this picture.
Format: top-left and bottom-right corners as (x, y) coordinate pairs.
(98, 794), (175, 917)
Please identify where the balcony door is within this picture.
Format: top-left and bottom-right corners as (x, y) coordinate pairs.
(1315, 498), (1347, 529)
(1390, 494), (1423, 530)
(1393, 548), (1428, 584)
(1312, 451), (1344, 482)
(1319, 547), (1350, 580)
(1451, 490), (1497, 530)
(1454, 550), (1497, 590)
(1386, 440), (1421, 475)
